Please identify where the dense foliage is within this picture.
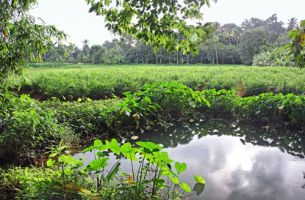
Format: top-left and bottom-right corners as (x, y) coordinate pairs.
(0, 0), (65, 84)
(3, 81), (305, 165)
(43, 82), (209, 137)
(0, 139), (205, 199)
(287, 20), (305, 68)
(202, 89), (305, 126)
(41, 15), (298, 65)
(252, 46), (293, 66)
(0, 94), (74, 164)
(86, 0), (216, 55)
(18, 65), (305, 100)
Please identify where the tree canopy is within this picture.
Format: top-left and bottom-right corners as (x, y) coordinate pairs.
(288, 20), (305, 68)
(0, 0), (65, 83)
(86, 0), (216, 54)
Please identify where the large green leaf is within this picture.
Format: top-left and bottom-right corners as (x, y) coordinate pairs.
(175, 162), (187, 174)
(86, 157), (109, 171)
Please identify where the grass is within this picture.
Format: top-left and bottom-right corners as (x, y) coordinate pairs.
(17, 64), (305, 100)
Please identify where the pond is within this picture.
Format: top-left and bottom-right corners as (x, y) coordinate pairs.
(78, 120), (305, 200)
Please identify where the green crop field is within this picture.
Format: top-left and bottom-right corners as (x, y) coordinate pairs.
(19, 64), (305, 100)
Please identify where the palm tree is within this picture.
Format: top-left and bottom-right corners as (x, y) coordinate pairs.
(287, 18), (298, 31)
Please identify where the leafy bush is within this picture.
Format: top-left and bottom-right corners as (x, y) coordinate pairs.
(43, 98), (121, 137)
(122, 82), (209, 120)
(252, 46), (294, 66)
(102, 46), (126, 64)
(46, 82), (210, 137)
(200, 89), (236, 116)
(237, 93), (305, 125)
(287, 20), (305, 68)
(0, 94), (74, 164)
(200, 90), (305, 126)
(41, 83), (305, 141)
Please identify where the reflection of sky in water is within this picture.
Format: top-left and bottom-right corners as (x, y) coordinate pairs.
(166, 135), (305, 200)
(77, 125), (305, 200)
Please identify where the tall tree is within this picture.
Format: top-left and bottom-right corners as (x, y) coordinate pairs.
(240, 28), (268, 65)
(81, 39), (90, 63)
(241, 18), (265, 30)
(90, 44), (105, 64)
(0, 0), (65, 85)
(288, 20), (305, 68)
(287, 18), (298, 31)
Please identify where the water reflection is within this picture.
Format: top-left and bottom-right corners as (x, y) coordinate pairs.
(80, 120), (305, 200)
(137, 120), (305, 158)
(136, 120), (305, 200)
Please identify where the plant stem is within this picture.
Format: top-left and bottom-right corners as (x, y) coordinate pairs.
(130, 153), (135, 181)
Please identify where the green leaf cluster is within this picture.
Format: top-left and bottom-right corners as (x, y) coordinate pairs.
(287, 20), (305, 68)
(86, 0), (216, 55)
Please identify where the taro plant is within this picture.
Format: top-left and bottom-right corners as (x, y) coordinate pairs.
(120, 82), (210, 129)
(46, 138), (206, 200)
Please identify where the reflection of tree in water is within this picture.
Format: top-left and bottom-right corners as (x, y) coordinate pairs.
(302, 172), (305, 189)
(137, 119), (305, 158)
(136, 120), (305, 194)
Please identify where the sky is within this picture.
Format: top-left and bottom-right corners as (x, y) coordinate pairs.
(30, 0), (305, 47)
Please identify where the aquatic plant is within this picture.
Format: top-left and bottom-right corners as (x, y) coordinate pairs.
(0, 139), (206, 199)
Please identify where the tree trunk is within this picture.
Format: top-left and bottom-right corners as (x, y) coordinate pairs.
(215, 49), (219, 64)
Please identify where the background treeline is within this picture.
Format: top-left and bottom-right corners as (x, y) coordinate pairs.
(42, 14), (299, 66)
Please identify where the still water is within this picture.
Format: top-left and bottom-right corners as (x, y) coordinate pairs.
(79, 120), (305, 200)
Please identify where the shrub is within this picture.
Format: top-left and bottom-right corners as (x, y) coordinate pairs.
(45, 82), (211, 137)
(42, 98), (121, 137)
(200, 89), (236, 117)
(200, 90), (305, 126)
(122, 82), (209, 120)
(252, 46), (294, 66)
(237, 93), (305, 125)
(0, 94), (74, 164)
